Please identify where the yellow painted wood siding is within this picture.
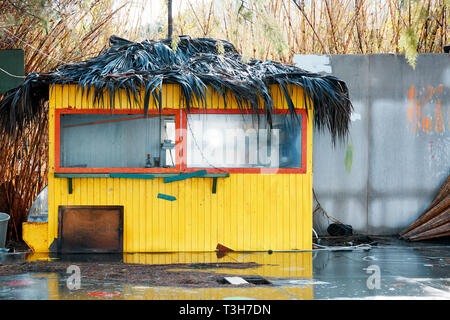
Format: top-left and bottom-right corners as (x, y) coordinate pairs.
(47, 84), (313, 252)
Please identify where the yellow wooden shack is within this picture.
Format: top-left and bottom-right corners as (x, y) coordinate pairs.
(1, 36), (351, 253)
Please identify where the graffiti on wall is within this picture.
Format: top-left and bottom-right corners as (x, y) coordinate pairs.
(407, 84), (449, 179)
(407, 84), (447, 135)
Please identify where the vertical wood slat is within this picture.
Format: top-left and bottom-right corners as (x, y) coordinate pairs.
(47, 85), (56, 246)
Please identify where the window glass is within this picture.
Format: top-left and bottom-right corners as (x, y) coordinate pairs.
(60, 114), (176, 168)
(186, 113), (302, 169)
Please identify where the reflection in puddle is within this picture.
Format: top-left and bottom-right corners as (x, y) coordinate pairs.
(124, 251), (313, 279)
(0, 251), (314, 300)
(0, 273), (314, 300)
(1, 246), (448, 300)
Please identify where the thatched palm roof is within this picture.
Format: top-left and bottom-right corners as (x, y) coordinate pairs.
(0, 35), (352, 142)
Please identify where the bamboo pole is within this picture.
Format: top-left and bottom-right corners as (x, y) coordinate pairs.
(400, 175), (449, 237)
(408, 222), (450, 241)
(400, 196), (449, 238)
(402, 207), (449, 239)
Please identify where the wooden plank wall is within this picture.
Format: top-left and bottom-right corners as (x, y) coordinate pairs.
(47, 84), (313, 252)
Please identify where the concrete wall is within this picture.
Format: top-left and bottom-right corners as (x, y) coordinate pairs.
(294, 53), (450, 235)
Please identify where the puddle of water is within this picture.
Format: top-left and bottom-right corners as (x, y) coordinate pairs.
(0, 273), (313, 300)
(0, 242), (449, 300)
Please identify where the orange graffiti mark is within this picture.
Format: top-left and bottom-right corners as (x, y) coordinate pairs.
(422, 116), (433, 133)
(407, 84), (447, 135)
(435, 100), (443, 132)
(408, 85), (419, 134)
(420, 86), (434, 105)
(407, 85), (415, 121)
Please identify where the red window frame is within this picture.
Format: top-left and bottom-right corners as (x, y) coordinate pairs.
(181, 108), (307, 174)
(54, 108), (182, 173)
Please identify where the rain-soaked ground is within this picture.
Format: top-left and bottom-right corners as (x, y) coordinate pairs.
(0, 237), (449, 300)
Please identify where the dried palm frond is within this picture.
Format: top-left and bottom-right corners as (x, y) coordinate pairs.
(0, 35), (352, 142)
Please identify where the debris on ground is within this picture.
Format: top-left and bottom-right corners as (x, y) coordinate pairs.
(317, 235), (377, 247)
(86, 292), (121, 298)
(0, 261), (263, 288)
(1, 280), (35, 287)
(5, 240), (30, 253)
(327, 223), (353, 236)
(216, 243), (234, 258)
(224, 277), (248, 285)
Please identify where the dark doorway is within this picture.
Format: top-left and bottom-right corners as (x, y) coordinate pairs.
(58, 206), (123, 253)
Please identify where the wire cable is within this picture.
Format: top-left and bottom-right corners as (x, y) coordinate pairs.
(2, 29), (68, 65)
(312, 228), (319, 241)
(0, 66), (26, 79)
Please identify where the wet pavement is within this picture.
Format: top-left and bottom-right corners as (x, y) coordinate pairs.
(0, 238), (449, 300)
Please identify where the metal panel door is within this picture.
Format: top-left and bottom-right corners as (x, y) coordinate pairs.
(58, 206), (123, 253)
